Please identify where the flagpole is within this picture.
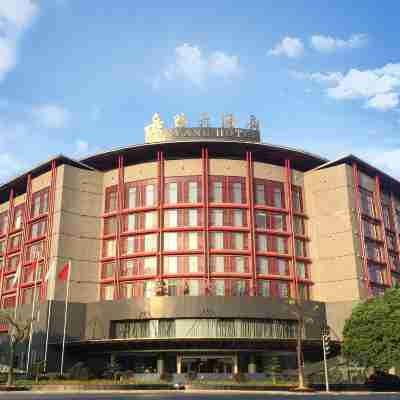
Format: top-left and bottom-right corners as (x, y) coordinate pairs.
(60, 260), (71, 376)
(43, 261), (56, 373)
(26, 252), (41, 373)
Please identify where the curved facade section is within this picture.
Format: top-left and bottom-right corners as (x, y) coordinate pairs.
(99, 148), (312, 304)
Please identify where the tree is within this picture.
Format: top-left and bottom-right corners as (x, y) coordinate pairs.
(288, 299), (320, 390)
(342, 288), (400, 371)
(0, 311), (32, 386)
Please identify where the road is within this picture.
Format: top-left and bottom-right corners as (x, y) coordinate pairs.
(1, 391), (400, 400)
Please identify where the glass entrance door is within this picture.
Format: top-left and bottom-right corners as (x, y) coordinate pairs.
(182, 356), (233, 373)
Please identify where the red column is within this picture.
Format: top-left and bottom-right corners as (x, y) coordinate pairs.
(19, 174), (33, 307)
(202, 147), (210, 292)
(0, 189), (14, 308)
(390, 193), (400, 280)
(246, 151), (257, 295)
(115, 155), (124, 298)
(285, 159), (299, 300)
(351, 162), (371, 297)
(157, 151), (165, 280)
(374, 176), (392, 287)
(41, 160), (57, 301)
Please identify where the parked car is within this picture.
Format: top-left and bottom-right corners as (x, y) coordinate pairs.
(365, 371), (400, 390)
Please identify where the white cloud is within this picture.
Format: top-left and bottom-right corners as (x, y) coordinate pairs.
(32, 104), (70, 129)
(0, 0), (38, 82)
(365, 92), (399, 111)
(0, 152), (27, 183)
(291, 70), (343, 84)
(310, 33), (367, 52)
(208, 51), (240, 77)
(162, 43), (241, 87)
(268, 37), (304, 58)
(293, 63), (400, 112)
(74, 139), (89, 155)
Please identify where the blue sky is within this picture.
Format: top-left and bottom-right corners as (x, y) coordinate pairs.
(1, 0), (400, 182)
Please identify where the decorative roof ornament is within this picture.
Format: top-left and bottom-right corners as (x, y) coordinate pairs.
(248, 115), (259, 130)
(174, 113), (187, 128)
(145, 113), (164, 142)
(200, 113), (210, 128)
(221, 113), (235, 128)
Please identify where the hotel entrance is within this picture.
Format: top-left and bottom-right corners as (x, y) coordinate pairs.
(180, 355), (234, 374)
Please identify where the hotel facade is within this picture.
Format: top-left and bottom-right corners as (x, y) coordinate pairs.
(0, 113), (399, 375)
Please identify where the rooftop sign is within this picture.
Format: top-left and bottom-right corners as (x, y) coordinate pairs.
(144, 113), (261, 144)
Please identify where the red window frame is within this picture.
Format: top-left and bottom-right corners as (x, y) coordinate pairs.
(0, 212), (7, 237)
(31, 188), (49, 219)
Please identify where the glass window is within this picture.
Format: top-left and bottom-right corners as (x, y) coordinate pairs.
(104, 216), (117, 235)
(212, 181), (223, 203)
(32, 194), (41, 218)
(164, 256), (178, 274)
(188, 209), (198, 227)
(276, 237), (286, 254)
(295, 239), (304, 257)
(271, 214), (285, 231)
(105, 188), (118, 213)
(298, 284), (309, 300)
(124, 237), (135, 255)
(143, 257), (157, 275)
(121, 260), (136, 277)
(13, 207), (23, 231)
(102, 262), (115, 279)
(232, 280), (246, 296)
(292, 189), (302, 212)
(186, 280), (200, 296)
(360, 190), (375, 217)
(212, 255), (225, 272)
(233, 256), (245, 273)
(143, 234), (157, 252)
(257, 257), (268, 274)
(382, 206), (391, 229)
(167, 182), (178, 203)
(25, 242), (43, 262)
(126, 186), (137, 209)
(210, 232), (224, 249)
(8, 234), (21, 252)
(144, 211), (156, 230)
(164, 209), (178, 228)
(214, 279), (225, 296)
(276, 259), (287, 275)
(255, 211), (267, 229)
(233, 209), (243, 226)
(126, 214), (136, 231)
(166, 279), (178, 296)
(0, 240), (5, 256)
(188, 232), (198, 250)
(7, 254), (19, 272)
(257, 235), (267, 252)
(293, 216), (304, 235)
(30, 219), (47, 239)
(188, 181), (198, 203)
(188, 256), (199, 273)
(296, 261), (306, 279)
(121, 283), (135, 299)
(143, 280), (154, 297)
(258, 280), (270, 297)
(232, 182), (242, 203)
(273, 187), (283, 208)
(277, 281), (289, 298)
(102, 285), (115, 301)
(232, 232), (244, 250)
(0, 212), (7, 236)
(255, 184), (265, 205)
(164, 232), (178, 251)
(145, 184), (155, 206)
(211, 209), (224, 226)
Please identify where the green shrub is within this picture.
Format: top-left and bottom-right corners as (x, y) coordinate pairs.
(68, 362), (91, 380)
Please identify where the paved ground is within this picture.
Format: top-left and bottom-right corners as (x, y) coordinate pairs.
(1, 391), (400, 400)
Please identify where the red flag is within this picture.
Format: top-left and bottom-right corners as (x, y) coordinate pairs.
(58, 262), (69, 281)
